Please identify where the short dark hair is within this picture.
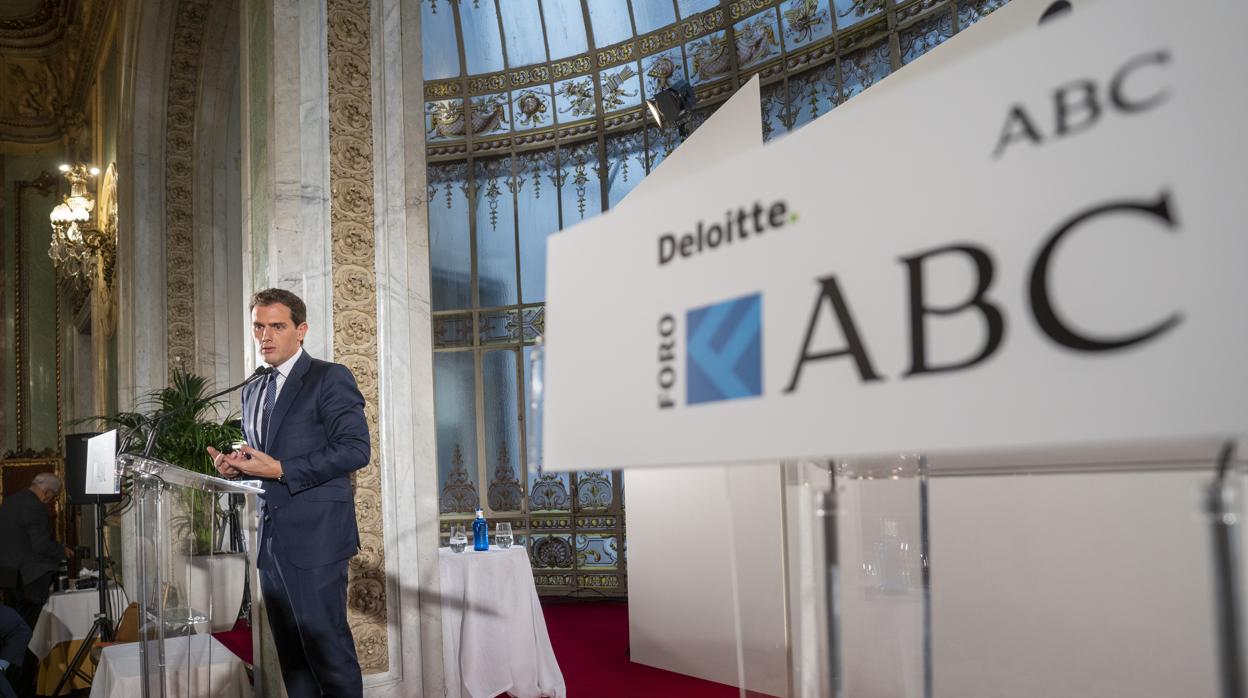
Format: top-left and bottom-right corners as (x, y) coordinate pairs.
(250, 288), (307, 326)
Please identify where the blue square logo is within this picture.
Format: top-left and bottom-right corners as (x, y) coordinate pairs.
(686, 293), (763, 405)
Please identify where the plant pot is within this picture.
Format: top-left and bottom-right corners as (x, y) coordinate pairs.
(186, 552), (247, 632)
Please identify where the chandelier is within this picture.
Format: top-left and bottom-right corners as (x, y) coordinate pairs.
(48, 163), (107, 283)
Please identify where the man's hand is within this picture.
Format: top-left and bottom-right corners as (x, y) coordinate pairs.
(207, 446), (247, 478)
(234, 445), (284, 480)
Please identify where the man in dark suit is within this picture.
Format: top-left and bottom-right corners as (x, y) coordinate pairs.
(0, 474), (68, 630)
(207, 288), (370, 697)
(0, 606), (31, 698)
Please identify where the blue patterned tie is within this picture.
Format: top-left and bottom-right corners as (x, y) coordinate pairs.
(260, 371), (277, 452)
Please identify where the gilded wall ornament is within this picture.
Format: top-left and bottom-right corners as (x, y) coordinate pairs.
(735, 15), (781, 68)
(600, 65), (638, 111)
(840, 0), (887, 19)
(327, 0), (387, 673)
(532, 536), (575, 568)
(164, 0), (210, 379)
(645, 55), (677, 91)
(784, 0), (830, 45)
(529, 472), (570, 511)
(427, 96), (509, 138)
(514, 89), (549, 127)
(688, 34), (732, 82)
(440, 444), (481, 513)
(555, 78), (595, 118)
(488, 443), (523, 512)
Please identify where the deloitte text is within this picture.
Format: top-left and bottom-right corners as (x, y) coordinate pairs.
(658, 200), (793, 266)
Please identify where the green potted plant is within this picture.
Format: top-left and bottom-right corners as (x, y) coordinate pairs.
(103, 370), (242, 552)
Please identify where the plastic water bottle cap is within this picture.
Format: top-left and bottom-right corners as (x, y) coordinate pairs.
(475, 508), (484, 519)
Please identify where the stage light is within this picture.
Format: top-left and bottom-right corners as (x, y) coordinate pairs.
(645, 80), (696, 132)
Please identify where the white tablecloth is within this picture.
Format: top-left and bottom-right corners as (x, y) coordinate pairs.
(29, 587), (128, 659)
(89, 635), (249, 697)
(440, 547), (566, 698)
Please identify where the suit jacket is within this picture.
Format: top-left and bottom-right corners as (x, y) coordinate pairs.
(0, 605), (30, 667)
(243, 351), (370, 570)
(0, 489), (63, 586)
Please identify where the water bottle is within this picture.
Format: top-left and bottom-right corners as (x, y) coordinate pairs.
(473, 508), (489, 551)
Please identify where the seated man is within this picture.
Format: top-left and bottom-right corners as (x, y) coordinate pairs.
(0, 474), (69, 631)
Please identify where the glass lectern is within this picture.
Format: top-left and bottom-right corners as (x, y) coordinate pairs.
(119, 454), (262, 697)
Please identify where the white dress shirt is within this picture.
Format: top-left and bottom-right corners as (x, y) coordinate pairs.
(249, 347), (303, 449)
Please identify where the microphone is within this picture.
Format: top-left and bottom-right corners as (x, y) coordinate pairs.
(136, 365), (275, 459)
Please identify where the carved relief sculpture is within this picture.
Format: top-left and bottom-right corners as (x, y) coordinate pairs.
(327, 0), (388, 673)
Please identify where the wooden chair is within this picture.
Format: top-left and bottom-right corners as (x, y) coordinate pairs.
(112, 602), (140, 643)
(87, 602), (140, 665)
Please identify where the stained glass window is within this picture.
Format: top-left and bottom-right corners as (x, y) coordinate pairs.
(500, 0), (547, 67)
(424, 0), (1011, 596)
(541, 0), (588, 59)
(421, 1), (459, 80)
(458, 1), (506, 74)
(587, 0), (634, 48)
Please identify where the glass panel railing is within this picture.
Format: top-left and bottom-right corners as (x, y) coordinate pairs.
(784, 444), (1248, 698)
(120, 454), (262, 697)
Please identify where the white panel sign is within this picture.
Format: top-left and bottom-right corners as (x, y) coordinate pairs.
(543, 0), (1248, 471)
(85, 429), (118, 494)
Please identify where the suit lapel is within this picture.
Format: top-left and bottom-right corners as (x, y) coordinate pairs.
(265, 351), (311, 454)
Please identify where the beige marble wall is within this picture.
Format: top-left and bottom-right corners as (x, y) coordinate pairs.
(362, 0), (444, 693)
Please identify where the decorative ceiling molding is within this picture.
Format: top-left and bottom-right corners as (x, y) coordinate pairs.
(0, 0), (110, 149)
(0, 0), (71, 49)
(419, 0), (919, 158)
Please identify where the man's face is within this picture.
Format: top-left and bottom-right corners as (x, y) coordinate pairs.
(252, 303), (307, 366)
(34, 486), (56, 504)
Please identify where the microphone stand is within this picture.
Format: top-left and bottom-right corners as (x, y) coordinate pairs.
(51, 366), (272, 696)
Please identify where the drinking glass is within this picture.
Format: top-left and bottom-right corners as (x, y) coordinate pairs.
(496, 522), (513, 549)
(449, 525), (468, 553)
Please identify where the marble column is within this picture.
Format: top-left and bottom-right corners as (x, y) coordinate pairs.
(192, 0), (246, 396)
(362, 0), (444, 693)
(114, 0), (177, 593)
(244, 0), (334, 355)
(241, 0), (338, 691)
(241, 0), (442, 693)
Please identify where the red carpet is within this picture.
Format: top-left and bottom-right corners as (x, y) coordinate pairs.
(539, 600), (777, 698)
(212, 602), (774, 696)
(212, 618), (253, 665)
